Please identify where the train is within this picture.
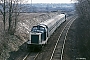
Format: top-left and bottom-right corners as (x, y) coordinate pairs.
(27, 14), (66, 50)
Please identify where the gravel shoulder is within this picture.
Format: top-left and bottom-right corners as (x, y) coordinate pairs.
(63, 18), (80, 60)
(63, 17), (89, 60)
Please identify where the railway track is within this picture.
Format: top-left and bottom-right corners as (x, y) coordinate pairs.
(23, 52), (40, 60)
(50, 15), (78, 60)
(16, 15), (77, 60)
(15, 52), (39, 60)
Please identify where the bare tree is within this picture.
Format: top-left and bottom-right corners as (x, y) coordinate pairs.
(8, 0), (13, 33)
(0, 0), (6, 31)
(10, 0), (20, 34)
(0, 0), (28, 34)
(75, 0), (90, 59)
(76, 0), (90, 17)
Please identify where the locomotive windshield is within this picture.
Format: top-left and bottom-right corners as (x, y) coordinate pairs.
(40, 27), (44, 31)
(31, 26), (45, 33)
(32, 26), (38, 30)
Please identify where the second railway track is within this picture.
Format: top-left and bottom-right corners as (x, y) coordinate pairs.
(50, 15), (78, 60)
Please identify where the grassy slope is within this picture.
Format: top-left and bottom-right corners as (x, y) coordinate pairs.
(0, 12), (59, 60)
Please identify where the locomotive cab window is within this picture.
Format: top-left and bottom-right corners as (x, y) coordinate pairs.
(40, 27), (45, 31)
(31, 26), (38, 31)
(31, 26), (45, 31)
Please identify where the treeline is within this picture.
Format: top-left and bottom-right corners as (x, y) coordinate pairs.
(76, 0), (90, 59)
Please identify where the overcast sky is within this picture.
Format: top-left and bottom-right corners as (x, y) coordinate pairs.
(27, 0), (78, 3)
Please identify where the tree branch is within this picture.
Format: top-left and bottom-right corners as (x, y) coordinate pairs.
(0, 9), (3, 15)
(86, 0), (90, 5)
